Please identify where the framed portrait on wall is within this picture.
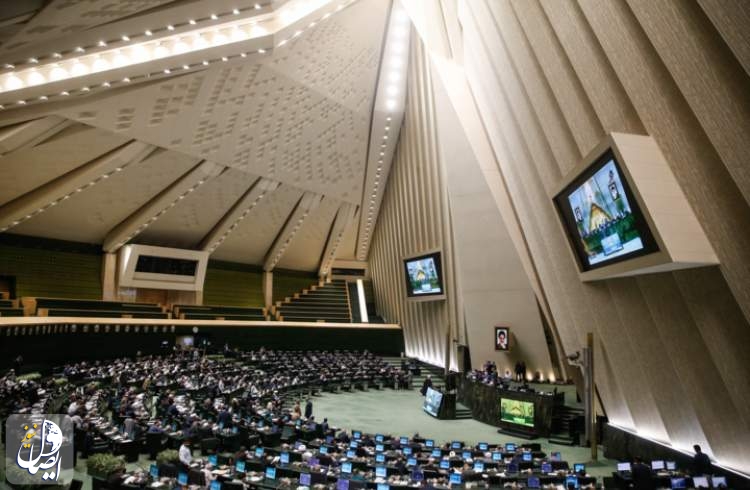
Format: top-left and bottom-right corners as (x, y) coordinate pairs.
(494, 326), (510, 351)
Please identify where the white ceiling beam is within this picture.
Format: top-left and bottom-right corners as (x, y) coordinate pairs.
(263, 191), (322, 271)
(199, 176), (281, 253)
(0, 140), (154, 233)
(102, 159), (223, 252)
(0, 115), (73, 155)
(318, 202), (358, 277)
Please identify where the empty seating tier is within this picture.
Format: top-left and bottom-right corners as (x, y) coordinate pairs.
(23, 297), (165, 318)
(0, 307), (24, 317)
(275, 279), (352, 323)
(174, 304), (267, 321)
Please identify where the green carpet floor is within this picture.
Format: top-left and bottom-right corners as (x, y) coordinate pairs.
(308, 386), (616, 480)
(0, 386), (617, 489)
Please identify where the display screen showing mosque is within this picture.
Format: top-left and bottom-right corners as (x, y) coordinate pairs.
(555, 151), (658, 271)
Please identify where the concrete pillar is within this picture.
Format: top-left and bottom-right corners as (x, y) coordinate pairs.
(102, 253), (118, 300)
(263, 271), (273, 311)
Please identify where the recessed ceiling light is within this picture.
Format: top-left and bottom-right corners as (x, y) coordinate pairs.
(145, 30), (153, 36)
(211, 13), (218, 20)
(189, 19), (196, 25)
(121, 35), (130, 41)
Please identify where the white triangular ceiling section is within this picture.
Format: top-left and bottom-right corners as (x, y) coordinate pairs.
(52, 0), (388, 205)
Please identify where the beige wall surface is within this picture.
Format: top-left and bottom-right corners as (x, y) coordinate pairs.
(430, 58), (555, 379)
(377, 0), (750, 474)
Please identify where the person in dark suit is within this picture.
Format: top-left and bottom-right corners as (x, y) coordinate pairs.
(631, 457), (655, 490)
(305, 399), (313, 419)
(420, 375), (433, 396)
(692, 445), (711, 475)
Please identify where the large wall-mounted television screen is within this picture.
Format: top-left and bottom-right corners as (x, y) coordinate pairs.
(423, 387), (443, 417)
(403, 251), (444, 299)
(500, 398), (534, 428)
(554, 150), (658, 272)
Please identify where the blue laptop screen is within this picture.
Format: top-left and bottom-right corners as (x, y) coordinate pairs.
(208, 455), (218, 466)
(342, 462), (353, 474)
(375, 434), (384, 442)
(432, 449), (442, 458)
(449, 474), (462, 485)
(210, 480), (221, 490)
(255, 447), (264, 458)
(320, 446), (329, 454)
(376, 444), (384, 452)
(265, 467), (276, 480)
(376, 466), (387, 478)
(346, 450), (356, 458)
(492, 452), (502, 461)
(505, 443), (516, 452)
(523, 452), (532, 462)
(177, 473), (188, 485)
(440, 460), (450, 469)
(474, 462), (484, 472)
(407, 457), (417, 467)
(337, 479), (350, 490)
(451, 441), (462, 449)
(149, 464), (158, 478)
(376, 453), (385, 463)
(426, 439), (434, 448)
(281, 452), (290, 464)
(300, 473), (311, 486)
(235, 460), (245, 472)
(478, 443), (488, 451)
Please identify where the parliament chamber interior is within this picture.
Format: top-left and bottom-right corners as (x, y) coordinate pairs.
(0, 0), (748, 489)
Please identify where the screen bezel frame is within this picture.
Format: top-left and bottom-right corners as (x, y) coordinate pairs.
(499, 397), (536, 429)
(553, 149), (660, 272)
(402, 249), (446, 301)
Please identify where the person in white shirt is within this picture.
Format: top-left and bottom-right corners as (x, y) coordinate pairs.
(179, 440), (192, 468)
(67, 398), (79, 417)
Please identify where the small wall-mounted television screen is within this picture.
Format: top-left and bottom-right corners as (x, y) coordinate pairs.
(500, 398), (534, 428)
(423, 387), (443, 417)
(553, 150), (658, 271)
(403, 251), (444, 299)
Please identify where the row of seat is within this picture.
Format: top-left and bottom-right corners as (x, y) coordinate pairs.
(174, 304), (267, 321)
(274, 279), (352, 323)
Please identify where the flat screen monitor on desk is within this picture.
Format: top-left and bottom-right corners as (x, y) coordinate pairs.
(451, 441), (462, 449)
(376, 466), (387, 478)
(280, 452), (290, 464)
(337, 479), (350, 490)
(478, 442), (488, 451)
(541, 462), (553, 473)
(527, 476), (541, 489)
(375, 434), (384, 443)
(574, 463), (585, 473)
(671, 477), (687, 489)
(449, 474), (462, 486)
(265, 467), (276, 480)
(255, 447), (264, 458)
(208, 455), (217, 466)
(349, 441), (358, 449)
(492, 452), (502, 461)
(210, 480), (221, 490)
(565, 476), (579, 489)
(235, 460), (245, 473)
(377, 485), (389, 490)
(400, 436), (408, 445)
(376, 444), (384, 452)
(666, 461), (676, 471)
(651, 460), (665, 471)
(440, 460), (450, 470)
(432, 449), (442, 458)
(462, 451), (472, 460)
(617, 462), (631, 472)
(551, 451), (562, 462)
(691, 476), (709, 488)
(523, 452), (533, 462)
(474, 462), (484, 472)
(711, 476), (727, 487)
(505, 443), (516, 452)
(407, 458), (417, 467)
(376, 453), (385, 463)
(402, 447), (412, 456)
(299, 474), (311, 486)
(346, 450), (356, 459)
(320, 446), (329, 454)
(426, 439), (435, 448)
(149, 464), (158, 478)
(341, 462), (353, 475)
(353, 431), (362, 440)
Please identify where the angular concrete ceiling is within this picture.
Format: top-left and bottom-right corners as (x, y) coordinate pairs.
(0, 0), (410, 272)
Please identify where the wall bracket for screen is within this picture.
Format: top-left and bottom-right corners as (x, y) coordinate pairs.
(551, 133), (717, 282)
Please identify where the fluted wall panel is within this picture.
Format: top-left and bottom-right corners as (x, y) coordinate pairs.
(442, 0), (750, 472)
(368, 37), (458, 370)
(450, 0), (750, 471)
